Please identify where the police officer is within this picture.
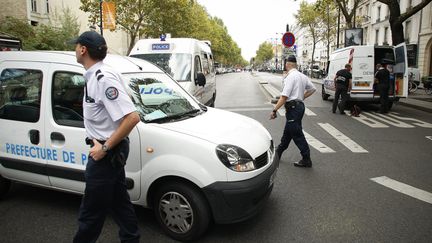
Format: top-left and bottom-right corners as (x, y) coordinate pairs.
(375, 59), (391, 113)
(70, 31), (141, 243)
(270, 55), (316, 167)
(332, 64), (352, 114)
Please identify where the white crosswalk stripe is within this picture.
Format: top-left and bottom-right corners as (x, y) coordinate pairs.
(364, 112), (415, 128)
(303, 130), (335, 153)
(371, 176), (432, 204)
(387, 112), (432, 128)
(318, 123), (368, 153)
(352, 113), (389, 128)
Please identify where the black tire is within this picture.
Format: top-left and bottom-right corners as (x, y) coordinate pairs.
(322, 85), (330, 101)
(153, 182), (211, 241)
(0, 175), (11, 199)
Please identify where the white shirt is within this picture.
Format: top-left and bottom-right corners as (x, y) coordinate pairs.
(83, 61), (137, 140)
(281, 68), (316, 101)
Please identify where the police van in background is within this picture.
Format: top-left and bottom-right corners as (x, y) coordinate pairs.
(0, 51), (276, 241)
(322, 43), (408, 109)
(129, 36), (217, 107)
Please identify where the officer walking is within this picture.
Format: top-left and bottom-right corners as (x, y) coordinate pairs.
(332, 64), (352, 114)
(270, 55), (316, 167)
(375, 59), (391, 113)
(70, 31), (141, 243)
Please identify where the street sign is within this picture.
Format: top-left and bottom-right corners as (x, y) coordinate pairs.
(282, 32), (295, 48)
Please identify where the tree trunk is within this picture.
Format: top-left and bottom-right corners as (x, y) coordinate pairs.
(387, 0), (404, 45)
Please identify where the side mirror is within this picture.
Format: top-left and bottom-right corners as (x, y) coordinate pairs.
(196, 72), (206, 86)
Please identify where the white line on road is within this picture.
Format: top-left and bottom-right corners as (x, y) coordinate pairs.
(318, 123), (368, 153)
(305, 108), (317, 116)
(303, 130), (335, 153)
(351, 113), (389, 128)
(370, 176), (432, 204)
(426, 136), (432, 141)
(387, 112), (432, 128)
(364, 112), (415, 128)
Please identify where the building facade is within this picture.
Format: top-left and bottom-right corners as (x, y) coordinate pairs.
(1, 0), (130, 55)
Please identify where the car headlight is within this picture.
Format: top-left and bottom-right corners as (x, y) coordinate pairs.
(215, 144), (255, 172)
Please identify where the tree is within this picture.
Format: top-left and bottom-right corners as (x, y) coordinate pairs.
(255, 42), (273, 66)
(377, 0), (432, 45)
(315, 0), (337, 67)
(333, 0), (362, 29)
(0, 9), (79, 51)
(296, 1), (323, 67)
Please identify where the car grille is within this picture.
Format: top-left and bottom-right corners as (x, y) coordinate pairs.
(254, 140), (273, 169)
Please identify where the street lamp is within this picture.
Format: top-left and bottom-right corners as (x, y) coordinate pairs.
(274, 32), (284, 71)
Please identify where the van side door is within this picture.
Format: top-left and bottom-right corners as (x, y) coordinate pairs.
(394, 43), (408, 97)
(0, 62), (49, 186)
(45, 65), (142, 200)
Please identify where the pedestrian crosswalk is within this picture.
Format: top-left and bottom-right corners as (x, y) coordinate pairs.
(222, 105), (432, 154)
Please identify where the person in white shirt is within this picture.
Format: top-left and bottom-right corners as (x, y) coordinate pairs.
(270, 55), (316, 167)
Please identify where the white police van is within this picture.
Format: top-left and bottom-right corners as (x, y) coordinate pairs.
(129, 37), (217, 107)
(322, 43), (408, 108)
(0, 51), (276, 241)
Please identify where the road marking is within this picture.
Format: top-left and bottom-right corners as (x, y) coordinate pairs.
(363, 112), (415, 128)
(318, 123), (368, 153)
(305, 108), (317, 116)
(303, 130), (335, 153)
(426, 136), (432, 141)
(388, 112), (432, 128)
(371, 176), (432, 204)
(352, 113), (389, 128)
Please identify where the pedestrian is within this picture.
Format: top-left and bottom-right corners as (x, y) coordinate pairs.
(270, 55), (316, 168)
(375, 59), (391, 113)
(70, 31), (141, 243)
(332, 64), (352, 114)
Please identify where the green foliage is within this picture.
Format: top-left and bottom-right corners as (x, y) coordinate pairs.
(255, 42), (273, 65)
(0, 9), (79, 51)
(79, 0), (246, 65)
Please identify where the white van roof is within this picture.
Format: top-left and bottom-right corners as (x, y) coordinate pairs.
(0, 51), (163, 74)
(129, 38), (212, 56)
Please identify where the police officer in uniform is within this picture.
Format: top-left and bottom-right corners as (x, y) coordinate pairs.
(70, 31), (141, 243)
(270, 55), (316, 167)
(375, 59), (391, 113)
(332, 64), (352, 114)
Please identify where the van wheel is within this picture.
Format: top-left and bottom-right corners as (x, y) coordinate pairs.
(0, 175), (11, 199)
(153, 182), (211, 241)
(322, 85), (330, 100)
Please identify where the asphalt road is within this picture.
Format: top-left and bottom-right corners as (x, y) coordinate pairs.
(1, 71), (431, 242)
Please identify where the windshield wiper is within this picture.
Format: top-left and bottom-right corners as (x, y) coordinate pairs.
(147, 109), (202, 123)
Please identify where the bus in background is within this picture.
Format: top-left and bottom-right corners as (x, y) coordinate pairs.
(129, 37), (217, 107)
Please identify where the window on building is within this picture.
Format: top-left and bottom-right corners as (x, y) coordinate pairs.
(46, 0), (49, 13)
(375, 29), (379, 45)
(377, 6), (381, 22)
(384, 27), (389, 44)
(52, 72), (84, 127)
(0, 69), (42, 123)
(364, 27), (368, 44)
(405, 20), (411, 42)
(31, 0), (37, 12)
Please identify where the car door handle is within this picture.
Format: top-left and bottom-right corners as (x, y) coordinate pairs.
(29, 129), (40, 145)
(50, 132), (65, 142)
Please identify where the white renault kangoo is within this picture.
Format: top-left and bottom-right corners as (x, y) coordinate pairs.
(0, 51), (277, 241)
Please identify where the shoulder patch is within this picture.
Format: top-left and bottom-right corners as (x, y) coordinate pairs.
(105, 86), (119, 100)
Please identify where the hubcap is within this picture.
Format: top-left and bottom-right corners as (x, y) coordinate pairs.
(159, 191), (193, 234)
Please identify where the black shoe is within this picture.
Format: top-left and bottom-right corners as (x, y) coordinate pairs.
(340, 112), (346, 115)
(294, 158), (312, 168)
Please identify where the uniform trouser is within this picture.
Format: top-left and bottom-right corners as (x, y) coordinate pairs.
(332, 85), (349, 113)
(378, 84), (390, 113)
(276, 102), (310, 160)
(73, 140), (140, 243)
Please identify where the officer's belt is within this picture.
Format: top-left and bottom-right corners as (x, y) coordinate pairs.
(285, 100), (302, 106)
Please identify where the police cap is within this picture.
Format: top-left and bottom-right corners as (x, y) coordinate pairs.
(68, 31), (107, 50)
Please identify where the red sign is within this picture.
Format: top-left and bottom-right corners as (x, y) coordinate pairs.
(282, 32), (295, 48)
